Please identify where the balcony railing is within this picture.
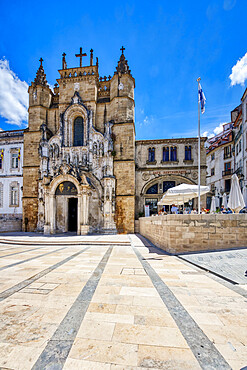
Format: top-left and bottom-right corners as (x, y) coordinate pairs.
(235, 166), (243, 175)
(222, 169), (233, 177)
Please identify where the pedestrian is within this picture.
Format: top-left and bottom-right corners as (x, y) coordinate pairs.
(171, 204), (178, 214)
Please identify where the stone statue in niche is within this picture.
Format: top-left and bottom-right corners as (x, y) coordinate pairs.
(40, 123), (48, 141)
(74, 154), (78, 166)
(93, 142), (97, 155)
(99, 142), (104, 156)
(65, 153), (70, 164)
(82, 153), (87, 166)
(54, 144), (59, 158)
(49, 145), (54, 158)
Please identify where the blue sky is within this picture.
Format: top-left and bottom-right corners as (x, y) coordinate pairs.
(0, 0), (247, 139)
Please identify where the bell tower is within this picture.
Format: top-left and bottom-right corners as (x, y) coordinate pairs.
(110, 47), (135, 233)
(23, 58), (53, 231)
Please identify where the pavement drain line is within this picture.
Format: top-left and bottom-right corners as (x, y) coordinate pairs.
(0, 247), (91, 302)
(0, 246), (68, 272)
(129, 236), (232, 370)
(31, 245), (113, 370)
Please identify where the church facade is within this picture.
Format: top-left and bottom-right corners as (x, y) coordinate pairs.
(22, 47), (206, 235)
(23, 47), (135, 234)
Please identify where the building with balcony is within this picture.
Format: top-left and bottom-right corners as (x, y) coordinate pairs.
(241, 88), (247, 202)
(206, 123), (234, 208)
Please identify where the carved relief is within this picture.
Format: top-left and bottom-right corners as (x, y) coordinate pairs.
(37, 93), (116, 235)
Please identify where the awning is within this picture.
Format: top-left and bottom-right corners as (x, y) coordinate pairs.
(158, 183), (210, 206)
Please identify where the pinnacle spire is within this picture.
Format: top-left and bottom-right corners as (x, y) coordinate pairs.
(115, 46), (132, 76)
(33, 58), (48, 86)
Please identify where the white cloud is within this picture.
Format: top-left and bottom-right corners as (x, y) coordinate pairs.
(0, 58), (28, 126)
(203, 122), (226, 141)
(202, 131), (214, 139)
(229, 52), (247, 86)
(213, 122), (224, 135)
(223, 0), (236, 11)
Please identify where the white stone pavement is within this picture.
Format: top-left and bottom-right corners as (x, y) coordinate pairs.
(0, 233), (246, 369)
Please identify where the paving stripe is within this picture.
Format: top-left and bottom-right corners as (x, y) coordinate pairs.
(0, 247), (90, 302)
(0, 246), (45, 259)
(129, 238), (232, 370)
(32, 246), (112, 370)
(0, 246), (68, 272)
(138, 233), (247, 299)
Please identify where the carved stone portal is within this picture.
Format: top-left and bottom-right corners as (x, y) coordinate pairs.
(38, 97), (116, 235)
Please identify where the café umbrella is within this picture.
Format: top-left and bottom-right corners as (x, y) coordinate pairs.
(158, 184), (210, 206)
(227, 174), (245, 213)
(242, 186), (247, 207)
(222, 193), (228, 209)
(210, 196), (216, 213)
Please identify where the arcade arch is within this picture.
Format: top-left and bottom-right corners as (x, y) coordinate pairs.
(140, 175), (196, 215)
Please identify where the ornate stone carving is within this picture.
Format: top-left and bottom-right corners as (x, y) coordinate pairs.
(38, 99), (116, 234)
(142, 173), (150, 181)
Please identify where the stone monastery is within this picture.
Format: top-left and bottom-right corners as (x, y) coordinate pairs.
(1, 47), (206, 235)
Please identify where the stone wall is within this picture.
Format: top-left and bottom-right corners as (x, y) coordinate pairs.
(0, 214), (22, 232)
(139, 214), (247, 254)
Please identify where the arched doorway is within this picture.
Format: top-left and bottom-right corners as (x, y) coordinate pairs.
(55, 181), (78, 232)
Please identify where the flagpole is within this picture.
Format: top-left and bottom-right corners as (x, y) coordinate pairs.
(197, 77), (201, 214)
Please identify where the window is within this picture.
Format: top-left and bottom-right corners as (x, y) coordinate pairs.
(163, 147), (169, 161)
(211, 153), (215, 161)
(211, 168), (215, 176)
(146, 183), (158, 194)
(148, 147), (155, 162)
(239, 140), (242, 152)
(10, 185), (18, 206)
(73, 117), (84, 146)
(185, 146), (192, 160)
(236, 144), (239, 155)
(170, 147), (177, 161)
(11, 153), (18, 169)
(225, 162), (231, 171)
(0, 183), (3, 207)
(163, 181), (175, 193)
(224, 145), (231, 159)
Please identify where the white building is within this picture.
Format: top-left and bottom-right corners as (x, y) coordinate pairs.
(241, 89), (247, 203)
(0, 130), (24, 232)
(231, 105), (243, 184)
(206, 123), (234, 208)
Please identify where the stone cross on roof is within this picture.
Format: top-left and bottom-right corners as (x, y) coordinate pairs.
(75, 47), (87, 68)
(120, 46), (125, 54)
